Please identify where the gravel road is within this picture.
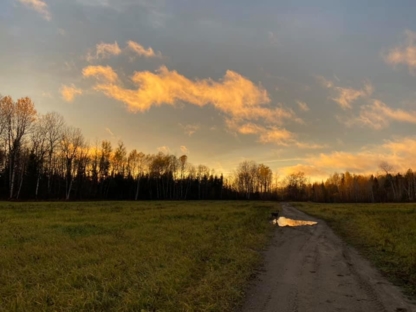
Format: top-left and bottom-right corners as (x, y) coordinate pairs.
(240, 203), (416, 312)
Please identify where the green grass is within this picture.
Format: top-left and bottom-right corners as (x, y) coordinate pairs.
(0, 201), (276, 312)
(294, 202), (416, 298)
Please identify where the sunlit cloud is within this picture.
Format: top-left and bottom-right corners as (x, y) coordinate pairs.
(83, 65), (118, 83)
(342, 100), (416, 129)
(84, 65), (271, 116)
(87, 42), (122, 61)
(280, 137), (416, 180)
(297, 100), (309, 112)
(227, 120), (324, 148)
(317, 76), (373, 109)
(17, 0), (51, 20)
(157, 146), (170, 153)
(384, 30), (416, 74)
(180, 145), (189, 154)
(60, 84), (82, 102)
(179, 123), (200, 136)
(105, 127), (114, 136)
(126, 40), (162, 58)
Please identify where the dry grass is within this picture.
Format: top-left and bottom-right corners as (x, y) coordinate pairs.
(294, 202), (416, 298)
(0, 201), (276, 311)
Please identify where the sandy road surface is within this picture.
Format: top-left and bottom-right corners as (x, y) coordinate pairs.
(240, 203), (416, 312)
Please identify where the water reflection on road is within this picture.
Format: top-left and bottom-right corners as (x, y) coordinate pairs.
(273, 216), (318, 227)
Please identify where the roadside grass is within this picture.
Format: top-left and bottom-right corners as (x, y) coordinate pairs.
(0, 201), (275, 312)
(294, 202), (416, 298)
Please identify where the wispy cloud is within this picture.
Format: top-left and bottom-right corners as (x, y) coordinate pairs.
(60, 84), (82, 102)
(342, 100), (416, 129)
(180, 145), (189, 154)
(83, 65), (118, 83)
(384, 30), (416, 74)
(179, 123), (200, 136)
(317, 76), (373, 109)
(17, 0), (51, 20)
(87, 42), (122, 61)
(86, 40), (162, 62)
(296, 100), (309, 112)
(157, 146), (170, 153)
(126, 41), (162, 58)
(105, 127), (114, 136)
(281, 136), (416, 179)
(227, 120), (324, 149)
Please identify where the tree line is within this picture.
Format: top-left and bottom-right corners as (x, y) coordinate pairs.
(1, 94), (414, 202)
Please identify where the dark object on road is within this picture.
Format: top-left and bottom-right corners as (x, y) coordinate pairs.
(271, 211), (279, 220)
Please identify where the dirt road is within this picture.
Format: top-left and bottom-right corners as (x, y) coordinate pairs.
(240, 203), (416, 312)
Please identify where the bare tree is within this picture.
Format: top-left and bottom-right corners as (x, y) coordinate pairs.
(60, 126), (84, 200)
(44, 112), (65, 195)
(3, 97), (37, 199)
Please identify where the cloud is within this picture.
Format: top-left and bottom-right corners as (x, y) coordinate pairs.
(227, 120), (324, 149)
(280, 136), (416, 180)
(180, 145), (189, 154)
(157, 146), (170, 154)
(18, 0), (51, 20)
(60, 84), (82, 102)
(317, 76), (373, 109)
(87, 42), (122, 61)
(84, 65), (271, 116)
(296, 100), (309, 112)
(105, 127), (114, 136)
(384, 30), (416, 74)
(83, 65), (118, 83)
(315, 75), (334, 88)
(179, 123), (200, 136)
(342, 100), (416, 129)
(83, 65), (307, 146)
(126, 40), (162, 58)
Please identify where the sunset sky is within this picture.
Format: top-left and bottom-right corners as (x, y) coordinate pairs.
(1, 0), (416, 180)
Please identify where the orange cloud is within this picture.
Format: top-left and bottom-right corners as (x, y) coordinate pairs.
(60, 84), (82, 102)
(84, 65), (270, 116)
(126, 40), (162, 58)
(157, 146), (170, 153)
(332, 82), (373, 109)
(83, 65), (308, 146)
(227, 120), (323, 148)
(280, 137), (416, 180)
(83, 65), (118, 83)
(18, 0), (51, 20)
(87, 42), (122, 61)
(180, 145), (189, 154)
(384, 30), (416, 74)
(342, 100), (416, 129)
(317, 76), (373, 109)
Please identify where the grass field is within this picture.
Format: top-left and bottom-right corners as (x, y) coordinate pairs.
(0, 201), (276, 311)
(294, 202), (416, 298)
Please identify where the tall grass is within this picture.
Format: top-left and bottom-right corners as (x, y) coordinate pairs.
(294, 202), (416, 298)
(0, 201), (275, 311)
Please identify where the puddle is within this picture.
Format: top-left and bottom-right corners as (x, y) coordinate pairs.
(272, 216), (317, 227)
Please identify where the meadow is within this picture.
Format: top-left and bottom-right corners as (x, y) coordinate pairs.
(294, 202), (416, 298)
(0, 201), (276, 311)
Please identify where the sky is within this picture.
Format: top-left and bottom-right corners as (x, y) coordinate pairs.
(1, 0), (416, 180)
